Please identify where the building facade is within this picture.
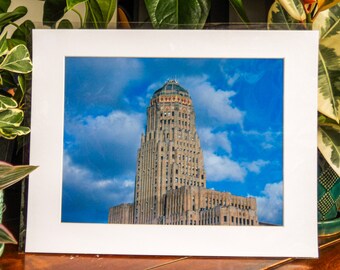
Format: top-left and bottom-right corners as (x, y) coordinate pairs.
(108, 80), (258, 226)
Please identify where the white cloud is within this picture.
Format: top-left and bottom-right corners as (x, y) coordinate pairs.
(62, 152), (135, 222)
(76, 58), (143, 105)
(226, 73), (241, 86)
(243, 129), (282, 150)
(198, 127), (232, 154)
(254, 181), (283, 225)
(242, 160), (269, 174)
(220, 62), (265, 86)
(204, 151), (246, 182)
(181, 76), (244, 126)
(65, 110), (145, 177)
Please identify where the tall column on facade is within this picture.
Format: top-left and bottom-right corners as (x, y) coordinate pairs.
(134, 80), (206, 224)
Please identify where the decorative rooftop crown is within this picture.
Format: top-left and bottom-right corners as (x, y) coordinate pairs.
(152, 80), (190, 98)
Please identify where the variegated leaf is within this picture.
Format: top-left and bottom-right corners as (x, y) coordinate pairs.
(318, 19), (340, 123)
(0, 163), (37, 190)
(313, 4), (339, 37)
(0, 224), (17, 244)
(278, 0), (306, 21)
(0, 34), (8, 57)
(0, 108), (24, 127)
(318, 125), (340, 176)
(0, 126), (30, 139)
(0, 44), (32, 74)
(268, 1), (304, 29)
(0, 95), (17, 112)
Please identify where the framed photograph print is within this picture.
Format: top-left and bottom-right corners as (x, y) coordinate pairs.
(26, 29), (319, 257)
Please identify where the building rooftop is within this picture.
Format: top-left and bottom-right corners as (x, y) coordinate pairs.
(152, 80), (190, 98)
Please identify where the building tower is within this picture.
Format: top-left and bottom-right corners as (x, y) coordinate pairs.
(109, 80), (258, 226)
(134, 80), (206, 224)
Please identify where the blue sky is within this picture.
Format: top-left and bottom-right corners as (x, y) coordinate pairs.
(62, 57), (283, 225)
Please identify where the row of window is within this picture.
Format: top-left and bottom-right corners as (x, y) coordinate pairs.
(166, 218), (255, 226)
(159, 111), (190, 118)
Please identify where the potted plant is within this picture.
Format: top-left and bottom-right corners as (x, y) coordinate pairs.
(0, 2), (37, 256)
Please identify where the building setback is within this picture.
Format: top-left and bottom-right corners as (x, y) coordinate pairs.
(108, 80), (258, 226)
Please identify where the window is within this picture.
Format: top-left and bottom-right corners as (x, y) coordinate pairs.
(224, 216), (227, 222)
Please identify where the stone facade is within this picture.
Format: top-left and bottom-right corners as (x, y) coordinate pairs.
(109, 80), (258, 226)
(108, 203), (134, 224)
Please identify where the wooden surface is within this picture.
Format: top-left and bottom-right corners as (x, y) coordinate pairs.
(1, 234), (339, 270)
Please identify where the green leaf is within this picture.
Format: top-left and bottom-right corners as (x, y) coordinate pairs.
(228, 0), (250, 24)
(0, 34), (8, 57)
(12, 20), (36, 48)
(277, 0), (306, 21)
(0, 224), (17, 244)
(85, 0), (104, 28)
(0, 71), (17, 90)
(0, 126), (30, 139)
(0, 6), (28, 33)
(267, 1), (304, 29)
(96, 0), (117, 27)
(0, 0), (11, 13)
(58, 19), (74, 29)
(0, 108), (24, 128)
(85, 0), (116, 28)
(67, 0), (87, 10)
(17, 74), (25, 104)
(144, 0), (211, 29)
(6, 38), (26, 50)
(318, 125), (340, 177)
(0, 95), (17, 112)
(0, 163), (37, 190)
(43, 0), (67, 27)
(318, 20), (340, 123)
(0, 44), (32, 74)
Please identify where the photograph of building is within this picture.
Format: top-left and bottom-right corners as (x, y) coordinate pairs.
(108, 80), (258, 226)
(62, 57), (283, 226)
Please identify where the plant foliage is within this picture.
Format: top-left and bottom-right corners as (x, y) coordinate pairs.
(43, 0), (117, 28)
(0, 2), (35, 248)
(144, 0), (211, 29)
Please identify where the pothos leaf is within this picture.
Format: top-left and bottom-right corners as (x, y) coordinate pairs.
(144, 0), (211, 29)
(85, 0), (117, 29)
(67, 0), (87, 10)
(0, 6), (27, 33)
(43, 0), (67, 27)
(228, 0), (250, 24)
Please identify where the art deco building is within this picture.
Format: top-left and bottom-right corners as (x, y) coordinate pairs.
(109, 80), (258, 226)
